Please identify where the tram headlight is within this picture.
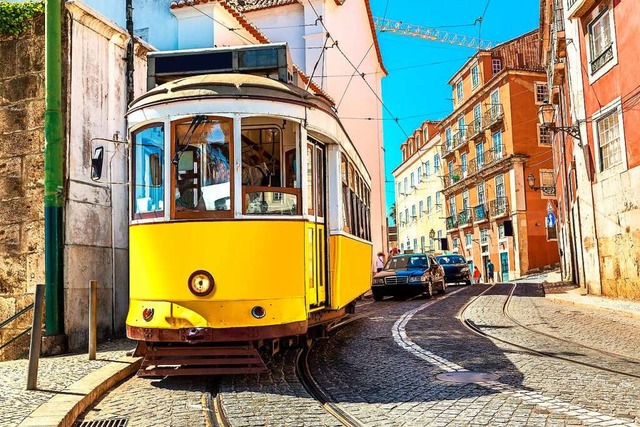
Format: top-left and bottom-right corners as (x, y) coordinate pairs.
(188, 270), (215, 297)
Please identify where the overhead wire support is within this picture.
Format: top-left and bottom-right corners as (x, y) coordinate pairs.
(373, 17), (495, 51)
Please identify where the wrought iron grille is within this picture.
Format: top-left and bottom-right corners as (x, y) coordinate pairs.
(467, 119), (483, 139)
(474, 204), (488, 221)
(489, 197), (509, 218)
(446, 215), (458, 230)
(591, 44), (614, 74)
(483, 104), (503, 128)
(458, 209), (473, 226)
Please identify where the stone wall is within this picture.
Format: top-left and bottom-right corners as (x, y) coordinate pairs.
(0, 14), (45, 360)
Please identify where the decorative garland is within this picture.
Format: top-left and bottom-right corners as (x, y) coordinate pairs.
(0, 1), (44, 37)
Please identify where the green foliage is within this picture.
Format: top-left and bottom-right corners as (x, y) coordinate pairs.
(0, 1), (44, 37)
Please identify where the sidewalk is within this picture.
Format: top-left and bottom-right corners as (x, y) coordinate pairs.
(514, 269), (640, 320)
(2, 338), (141, 427)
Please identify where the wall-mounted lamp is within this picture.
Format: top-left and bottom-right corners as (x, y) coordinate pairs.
(537, 102), (581, 143)
(527, 173), (556, 196)
(429, 229), (435, 239)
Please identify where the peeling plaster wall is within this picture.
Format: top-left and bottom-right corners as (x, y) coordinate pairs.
(592, 167), (640, 300)
(0, 15), (45, 360)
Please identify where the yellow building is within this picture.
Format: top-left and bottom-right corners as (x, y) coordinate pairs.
(392, 122), (446, 255)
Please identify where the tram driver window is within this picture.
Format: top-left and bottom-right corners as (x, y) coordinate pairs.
(173, 117), (232, 215)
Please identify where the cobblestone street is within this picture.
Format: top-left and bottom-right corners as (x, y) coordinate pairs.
(7, 285), (640, 426)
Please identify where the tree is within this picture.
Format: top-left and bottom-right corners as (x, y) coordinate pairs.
(389, 203), (397, 225)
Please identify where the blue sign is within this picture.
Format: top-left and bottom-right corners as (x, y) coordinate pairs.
(546, 212), (556, 228)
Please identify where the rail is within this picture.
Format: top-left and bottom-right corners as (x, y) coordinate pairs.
(0, 302), (34, 352)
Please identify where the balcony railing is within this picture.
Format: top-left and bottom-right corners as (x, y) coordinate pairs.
(446, 215), (458, 230)
(489, 197), (509, 218)
(458, 209), (473, 227)
(474, 204), (488, 222)
(591, 44), (614, 74)
(483, 104), (503, 128)
(452, 130), (466, 149)
(467, 119), (483, 139)
(443, 147), (507, 189)
(441, 139), (454, 157)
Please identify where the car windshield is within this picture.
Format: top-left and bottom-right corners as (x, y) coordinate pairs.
(436, 255), (466, 265)
(385, 255), (428, 270)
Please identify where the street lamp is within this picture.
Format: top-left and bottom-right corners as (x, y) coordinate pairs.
(537, 102), (582, 143)
(429, 229), (435, 239)
(527, 173), (556, 196)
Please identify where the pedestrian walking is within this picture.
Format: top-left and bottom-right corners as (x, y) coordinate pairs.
(486, 259), (495, 284)
(376, 252), (386, 272)
(473, 266), (481, 284)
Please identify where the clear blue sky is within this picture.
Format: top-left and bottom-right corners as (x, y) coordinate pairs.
(369, 0), (540, 214)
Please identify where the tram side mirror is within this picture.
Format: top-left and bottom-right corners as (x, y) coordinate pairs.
(91, 146), (105, 181)
(149, 153), (162, 187)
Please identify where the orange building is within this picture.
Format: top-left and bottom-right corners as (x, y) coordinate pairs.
(440, 31), (560, 281)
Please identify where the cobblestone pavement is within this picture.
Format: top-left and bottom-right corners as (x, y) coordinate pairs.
(0, 339), (134, 427)
(308, 285), (640, 426)
(78, 375), (209, 427)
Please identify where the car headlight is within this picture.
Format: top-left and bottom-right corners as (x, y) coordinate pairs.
(373, 278), (385, 285)
(409, 276), (422, 282)
(188, 270), (215, 296)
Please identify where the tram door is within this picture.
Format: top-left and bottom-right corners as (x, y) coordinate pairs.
(305, 140), (327, 308)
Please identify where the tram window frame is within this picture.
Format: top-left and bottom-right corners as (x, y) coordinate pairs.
(341, 154), (352, 233)
(241, 123), (301, 216)
(132, 123), (165, 221)
(171, 116), (234, 220)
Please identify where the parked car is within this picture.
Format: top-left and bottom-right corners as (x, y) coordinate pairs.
(371, 254), (446, 301)
(435, 254), (471, 285)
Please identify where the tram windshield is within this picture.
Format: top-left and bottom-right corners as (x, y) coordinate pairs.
(173, 117), (232, 215)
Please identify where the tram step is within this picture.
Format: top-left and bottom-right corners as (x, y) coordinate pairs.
(138, 344), (268, 377)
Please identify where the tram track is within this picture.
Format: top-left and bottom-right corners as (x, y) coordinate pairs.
(460, 282), (640, 380)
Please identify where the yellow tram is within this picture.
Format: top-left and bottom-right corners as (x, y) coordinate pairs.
(99, 45), (374, 375)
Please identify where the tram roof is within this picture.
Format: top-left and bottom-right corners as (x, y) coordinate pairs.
(128, 73), (334, 115)
(128, 73), (371, 184)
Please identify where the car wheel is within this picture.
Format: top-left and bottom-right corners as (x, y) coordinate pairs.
(464, 280), (472, 286)
(373, 293), (384, 302)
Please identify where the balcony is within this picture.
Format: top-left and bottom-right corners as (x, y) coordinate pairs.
(443, 147), (507, 190)
(458, 209), (473, 227)
(473, 204), (488, 222)
(467, 119), (483, 140)
(446, 215), (458, 230)
(590, 44), (614, 74)
(441, 139), (454, 158)
(567, 0), (598, 19)
(483, 104), (503, 129)
(443, 166), (463, 187)
(488, 197), (509, 219)
(452, 130), (466, 149)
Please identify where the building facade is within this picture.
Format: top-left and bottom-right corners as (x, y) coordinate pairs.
(392, 122), (446, 255)
(541, 0), (640, 300)
(440, 31), (560, 282)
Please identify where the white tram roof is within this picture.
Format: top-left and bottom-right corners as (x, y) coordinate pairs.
(127, 73), (371, 185)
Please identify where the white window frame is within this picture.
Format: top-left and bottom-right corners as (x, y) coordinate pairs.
(426, 196), (432, 214)
(417, 166), (423, 183)
(425, 160), (431, 177)
(423, 128), (429, 142)
(456, 79), (463, 102)
(492, 58), (502, 75)
(445, 127), (453, 149)
(535, 82), (548, 104)
(435, 192), (442, 211)
(591, 97), (627, 179)
(416, 134), (421, 146)
(465, 233), (473, 248)
(434, 155), (440, 172)
(419, 200), (424, 218)
(586, 5), (618, 84)
(410, 172), (415, 188)
(403, 177), (408, 194)
(471, 63), (480, 89)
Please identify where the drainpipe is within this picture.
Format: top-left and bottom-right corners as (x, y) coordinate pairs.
(44, 0), (64, 335)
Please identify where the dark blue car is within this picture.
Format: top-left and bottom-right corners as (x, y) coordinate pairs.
(371, 254), (446, 301)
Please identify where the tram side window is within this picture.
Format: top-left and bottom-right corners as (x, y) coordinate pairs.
(341, 154), (352, 233)
(174, 117), (232, 215)
(133, 124), (164, 219)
